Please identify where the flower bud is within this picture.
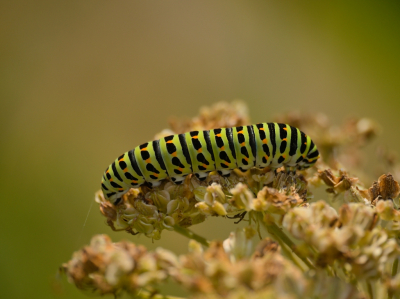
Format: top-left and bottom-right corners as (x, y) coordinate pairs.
(133, 216), (154, 234)
(212, 201), (228, 216)
(193, 186), (207, 202)
(223, 228), (255, 262)
(188, 240), (203, 253)
(146, 190), (170, 213)
(376, 200), (400, 221)
(205, 183), (226, 205)
(162, 216), (175, 230)
(195, 201), (214, 215)
(229, 183), (254, 211)
(134, 199), (158, 217)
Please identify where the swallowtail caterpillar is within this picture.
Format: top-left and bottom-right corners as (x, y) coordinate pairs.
(101, 123), (319, 205)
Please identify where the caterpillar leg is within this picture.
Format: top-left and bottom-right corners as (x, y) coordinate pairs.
(149, 180), (162, 187)
(170, 176), (185, 185)
(284, 165), (297, 176)
(238, 167), (250, 173)
(194, 172), (208, 181)
(217, 169), (232, 177)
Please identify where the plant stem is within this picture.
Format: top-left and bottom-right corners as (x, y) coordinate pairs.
(259, 213), (315, 270)
(173, 225), (210, 247)
(366, 280), (373, 299)
(392, 258), (399, 277)
(278, 239), (307, 272)
(389, 258), (399, 299)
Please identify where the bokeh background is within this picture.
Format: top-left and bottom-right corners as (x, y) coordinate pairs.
(1, 1), (400, 298)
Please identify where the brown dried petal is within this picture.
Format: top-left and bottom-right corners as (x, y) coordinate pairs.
(378, 173), (400, 200)
(319, 169), (339, 187)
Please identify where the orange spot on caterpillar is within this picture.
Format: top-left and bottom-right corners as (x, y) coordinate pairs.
(153, 173), (159, 177)
(238, 131), (244, 134)
(241, 142), (246, 146)
(118, 188), (124, 191)
(283, 127), (287, 131)
(304, 142), (307, 145)
(172, 152), (177, 157)
(224, 161), (230, 166)
(178, 167), (183, 171)
(220, 146), (225, 150)
(167, 140), (174, 143)
(141, 148), (148, 151)
(123, 168), (128, 172)
(192, 136), (198, 139)
(197, 148), (202, 153)
(282, 138), (287, 141)
(216, 133), (222, 137)
(202, 164), (207, 168)
(132, 180), (138, 183)
(146, 158), (151, 163)
(264, 155), (269, 159)
(282, 154), (286, 158)
(244, 156), (249, 161)
(109, 178), (113, 182)
(262, 139), (267, 144)
(259, 128), (265, 131)
(118, 158), (124, 162)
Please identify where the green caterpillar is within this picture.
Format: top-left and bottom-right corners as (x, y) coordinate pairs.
(101, 123), (319, 205)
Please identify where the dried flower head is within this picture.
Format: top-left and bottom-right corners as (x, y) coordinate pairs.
(283, 201), (400, 278)
(64, 102), (400, 298)
(61, 234), (174, 295)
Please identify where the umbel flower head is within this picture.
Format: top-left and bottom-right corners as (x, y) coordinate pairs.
(62, 232), (363, 298)
(61, 234), (178, 295)
(283, 200), (400, 279)
(96, 101), (311, 240)
(63, 102), (400, 298)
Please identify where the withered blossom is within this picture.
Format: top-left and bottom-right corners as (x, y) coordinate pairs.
(283, 201), (400, 278)
(63, 102), (400, 298)
(61, 234), (174, 295)
(169, 101), (250, 134)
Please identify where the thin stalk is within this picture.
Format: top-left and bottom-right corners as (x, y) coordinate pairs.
(173, 225), (210, 247)
(366, 280), (374, 299)
(392, 258), (399, 277)
(276, 237), (307, 272)
(389, 258), (399, 299)
(258, 213), (315, 270)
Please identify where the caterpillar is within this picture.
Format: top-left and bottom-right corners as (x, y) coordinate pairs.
(101, 123), (319, 205)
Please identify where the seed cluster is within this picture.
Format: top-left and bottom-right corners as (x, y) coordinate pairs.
(63, 102), (400, 299)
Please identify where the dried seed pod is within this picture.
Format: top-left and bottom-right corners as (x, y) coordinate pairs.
(319, 169), (339, 187)
(378, 173), (400, 200)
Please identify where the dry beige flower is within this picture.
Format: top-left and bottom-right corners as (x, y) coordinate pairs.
(63, 102), (400, 299)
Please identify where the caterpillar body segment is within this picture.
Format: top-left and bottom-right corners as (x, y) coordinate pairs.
(101, 123), (320, 204)
(184, 130), (216, 180)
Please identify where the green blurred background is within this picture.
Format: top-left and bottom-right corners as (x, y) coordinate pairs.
(1, 0), (400, 298)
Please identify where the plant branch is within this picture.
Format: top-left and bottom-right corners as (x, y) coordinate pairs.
(258, 213), (315, 270)
(173, 225), (210, 247)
